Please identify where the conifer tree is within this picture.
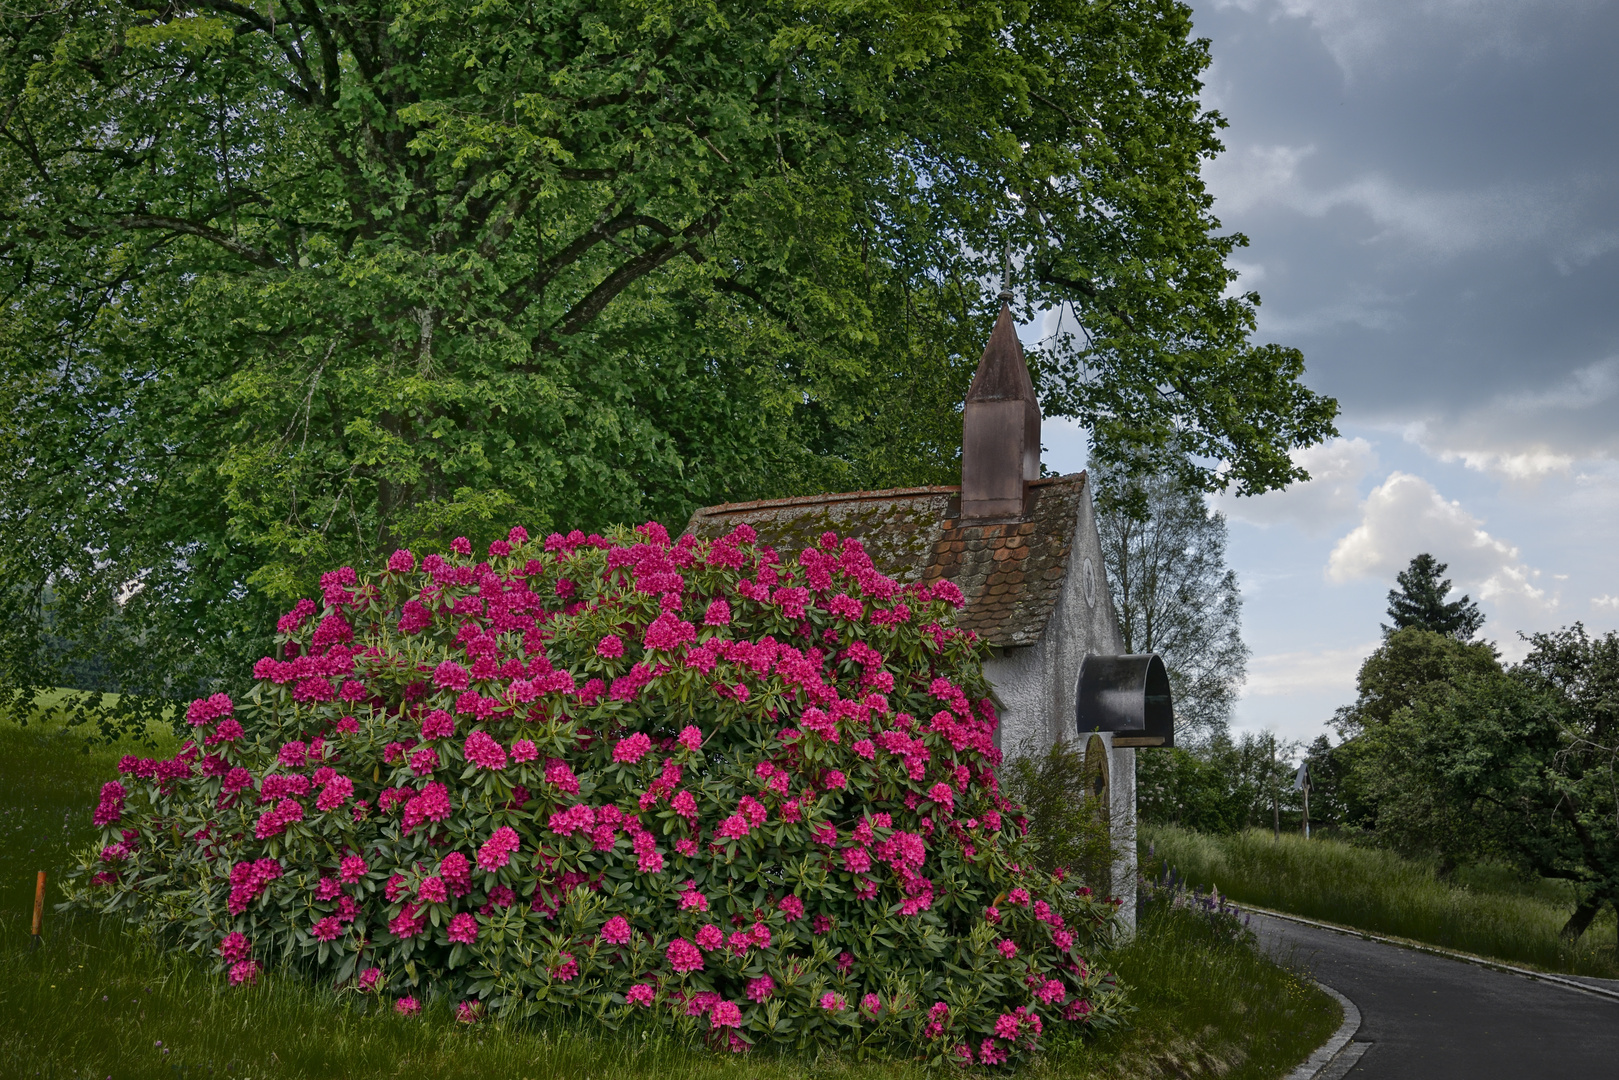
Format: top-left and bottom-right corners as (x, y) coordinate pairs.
(1384, 554), (1484, 641)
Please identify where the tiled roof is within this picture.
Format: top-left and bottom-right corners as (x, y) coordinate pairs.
(684, 474), (1090, 648)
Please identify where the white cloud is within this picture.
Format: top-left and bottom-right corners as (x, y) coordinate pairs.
(1554, 229), (1619, 275)
(1243, 643), (1377, 698)
(1209, 144), (1316, 217)
(1441, 449), (1576, 482)
(1400, 357), (1619, 479)
(1506, 356), (1619, 413)
(1594, 595), (1619, 611)
(1327, 472), (1551, 617)
(1219, 437), (1377, 534)
(1223, 258), (1266, 299)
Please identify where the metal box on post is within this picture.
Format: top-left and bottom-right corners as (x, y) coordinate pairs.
(1074, 653), (1175, 748)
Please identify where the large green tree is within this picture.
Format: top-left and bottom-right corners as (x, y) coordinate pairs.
(1341, 626), (1619, 947)
(1330, 627), (1502, 856)
(0, 0), (1337, 724)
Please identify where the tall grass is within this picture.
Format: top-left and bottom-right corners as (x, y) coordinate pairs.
(1075, 900), (1339, 1080)
(1, 701), (1338, 1078)
(1147, 826), (1619, 979)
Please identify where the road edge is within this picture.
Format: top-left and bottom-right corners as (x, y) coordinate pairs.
(1248, 905), (1619, 1004)
(1283, 980), (1361, 1080)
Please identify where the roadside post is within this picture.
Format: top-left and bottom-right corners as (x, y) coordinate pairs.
(30, 870), (45, 949)
(1294, 762), (1312, 839)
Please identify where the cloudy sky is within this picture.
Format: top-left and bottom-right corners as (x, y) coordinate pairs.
(1046, 0), (1619, 746)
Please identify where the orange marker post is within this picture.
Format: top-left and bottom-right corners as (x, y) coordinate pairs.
(31, 871), (46, 945)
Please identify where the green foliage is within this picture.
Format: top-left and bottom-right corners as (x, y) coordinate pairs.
(1349, 627), (1502, 732)
(1332, 626), (1502, 740)
(1000, 738), (1116, 892)
(64, 524), (1124, 1063)
(1087, 896), (1338, 1080)
(1147, 826), (1619, 979)
(1136, 732), (1297, 835)
(1383, 554), (1484, 641)
(1326, 627), (1503, 848)
(1328, 621), (1619, 950)
(0, 0), (1337, 722)
(1411, 626), (1619, 940)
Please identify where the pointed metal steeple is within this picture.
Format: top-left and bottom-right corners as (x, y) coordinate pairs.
(961, 298), (1042, 520)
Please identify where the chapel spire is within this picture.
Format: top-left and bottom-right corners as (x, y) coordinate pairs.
(961, 303), (1041, 520)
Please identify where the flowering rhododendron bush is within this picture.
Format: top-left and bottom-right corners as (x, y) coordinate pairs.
(65, 522), (1124, 1064)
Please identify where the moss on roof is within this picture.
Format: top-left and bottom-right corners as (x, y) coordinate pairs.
(685, 475), (1089, 648)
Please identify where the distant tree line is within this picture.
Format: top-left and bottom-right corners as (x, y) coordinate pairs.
(1314, 556), (1619, 944)
(1152, 552), (1619, 950)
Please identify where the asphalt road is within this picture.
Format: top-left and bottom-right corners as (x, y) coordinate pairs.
(1249, 912), (1619, 1079)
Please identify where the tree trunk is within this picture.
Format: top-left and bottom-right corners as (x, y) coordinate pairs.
(1560, 896), (1602, 944)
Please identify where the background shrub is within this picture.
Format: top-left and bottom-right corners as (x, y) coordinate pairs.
(1000, 739), (1115, 893)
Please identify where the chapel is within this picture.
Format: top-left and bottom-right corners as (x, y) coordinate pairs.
(685, 301), (1152, 931)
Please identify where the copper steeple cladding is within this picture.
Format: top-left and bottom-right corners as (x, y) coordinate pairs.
(961, 303), (1042, 520)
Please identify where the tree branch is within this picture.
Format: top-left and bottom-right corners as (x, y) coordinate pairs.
(551, 213), (720, 339)
(713, 277), (803, 336)
(1034, 258), (1136, 332)
(115, 216), (283, 268)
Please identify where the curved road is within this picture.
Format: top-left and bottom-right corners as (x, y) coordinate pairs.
(1250, 912), (1619, 1079)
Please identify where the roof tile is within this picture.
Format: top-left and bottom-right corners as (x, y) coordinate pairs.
(685, 474), (1090, 648)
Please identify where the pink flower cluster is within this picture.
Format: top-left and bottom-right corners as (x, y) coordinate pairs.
(666, 938), (704, 973)
(547, 803), (596, 837)
(218, 931), (252, 961)
(92, 781), (125, 826)
(420, 709), (454, 740)
(612, 732), (652, 764)
(401, 782), (452, 832)
(315, 773), (353, 812)
(448, 913), (479, 944)
(477, 826), (521, 871)
(78, 519), (1118, 1059)
(276, 598), (316, 634)
(186, 693), (234, 727)
(227, 858), (283, 914)
(254, 797), (304, 840)
(544, 757), (580, 794)
(463, 730), (507, 770)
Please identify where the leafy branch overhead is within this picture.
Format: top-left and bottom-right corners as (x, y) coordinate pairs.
(0, 0), (1335, 712)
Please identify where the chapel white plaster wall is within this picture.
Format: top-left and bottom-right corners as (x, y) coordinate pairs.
(983, 645), (1046, 757)
(982, 481), (1138, 934)
(1107, 736), (1137, 938)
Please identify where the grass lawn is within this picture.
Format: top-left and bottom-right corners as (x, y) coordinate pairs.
(0, 704), (1338, 1079)
(1148, 825), (1619, 980)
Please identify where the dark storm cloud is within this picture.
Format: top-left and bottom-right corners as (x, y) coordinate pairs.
(1192, 0), (1619, 470)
